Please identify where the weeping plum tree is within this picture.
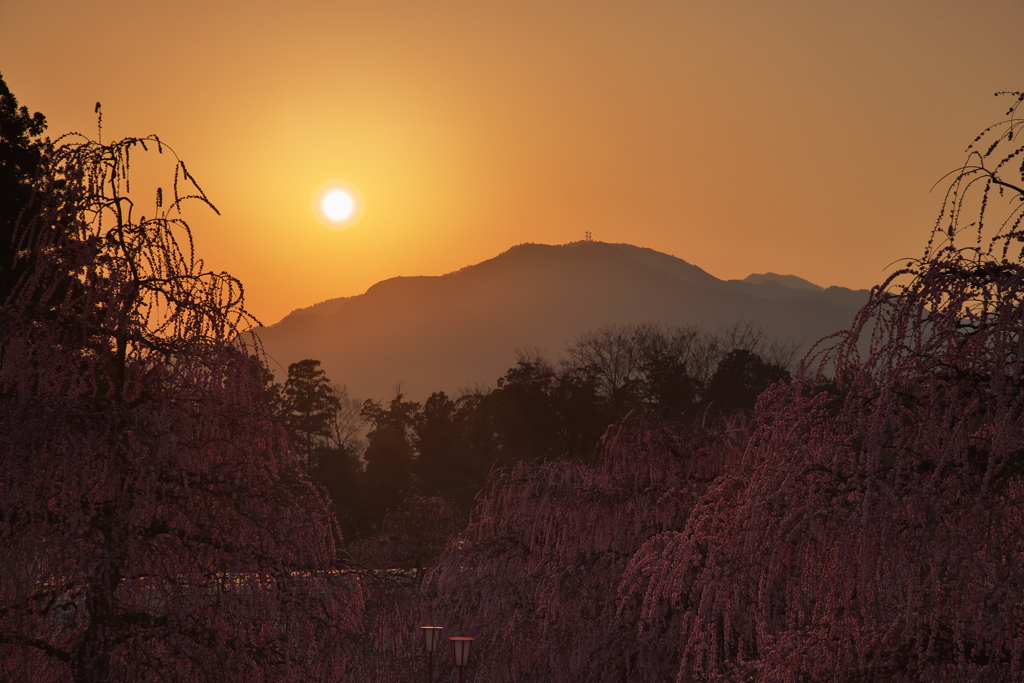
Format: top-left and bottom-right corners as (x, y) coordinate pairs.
(621, 92), (1024, 681)
(420, 414), (743, 682)
(418, 93), (1024, 682)
(0, 117), (362, 681)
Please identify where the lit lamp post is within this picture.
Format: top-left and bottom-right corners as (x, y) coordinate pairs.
(421, 626), (444, 683)
(450, 636), (474, 683)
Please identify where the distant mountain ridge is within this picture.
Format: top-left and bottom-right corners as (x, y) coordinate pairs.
(253, 241), (870, 401)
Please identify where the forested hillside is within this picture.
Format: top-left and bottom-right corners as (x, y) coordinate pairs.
(254, 240), (868, 402)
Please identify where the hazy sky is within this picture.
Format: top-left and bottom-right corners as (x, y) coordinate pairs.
(2, 0), (1022, 324)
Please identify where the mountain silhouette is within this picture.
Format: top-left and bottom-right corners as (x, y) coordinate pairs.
(251, 241), (869, 401)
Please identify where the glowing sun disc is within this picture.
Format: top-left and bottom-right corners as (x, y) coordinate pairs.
(314, 182), (362, 228)
(323, 190), (354, 221)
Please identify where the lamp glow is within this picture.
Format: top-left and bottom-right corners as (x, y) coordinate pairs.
(422, 626), (444, 683)
(450, 637), (474, 668)
(422, 626), (444, 652)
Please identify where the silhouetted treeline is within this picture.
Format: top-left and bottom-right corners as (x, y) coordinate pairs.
(263, 322), (794, 544)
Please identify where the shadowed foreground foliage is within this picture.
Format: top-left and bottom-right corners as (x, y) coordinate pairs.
(0, 103), (364, 681)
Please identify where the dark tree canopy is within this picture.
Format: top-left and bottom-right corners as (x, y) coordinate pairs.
(280, 358), (341, 461)
(272, 359), (365, 539)
(485, 353), (563, 463)
(704, 347), (790, 414)
(0, 72), (47, 301)
(361, 392), (420, 529)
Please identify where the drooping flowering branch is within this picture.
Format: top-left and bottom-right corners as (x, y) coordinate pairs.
(0, 128), (364, 682)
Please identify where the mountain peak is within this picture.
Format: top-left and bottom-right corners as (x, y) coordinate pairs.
(254, 242), (868, 401)
(744, 272), (824, 292)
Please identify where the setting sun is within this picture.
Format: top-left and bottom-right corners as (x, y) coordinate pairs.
(314, 182), (361, 228)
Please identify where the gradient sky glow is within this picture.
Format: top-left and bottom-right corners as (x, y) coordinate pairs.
(1, 0), (1022, 324)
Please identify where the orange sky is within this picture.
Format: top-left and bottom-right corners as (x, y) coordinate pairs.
(2, 0), (1022, 324)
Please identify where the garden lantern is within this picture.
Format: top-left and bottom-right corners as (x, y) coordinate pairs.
(450, 637), (474, 683)
(422, 626), (444, 683)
